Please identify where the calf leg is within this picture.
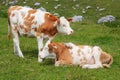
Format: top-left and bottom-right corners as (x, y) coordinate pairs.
(41, 38), (53, 58)
(82, 46), (103, 69)
(12, 27), (24, 58)
(55, 60), (71, 66)
(37, 37), (43, 62)
(38, 37), (53, 62)
(82, 64), (102, 69)
(55, 60), (65, 66)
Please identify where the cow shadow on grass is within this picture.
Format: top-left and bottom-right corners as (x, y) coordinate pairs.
(23, 49), (38, 58)
(39, 59), (55, 66)
(22, 49), (55, 65)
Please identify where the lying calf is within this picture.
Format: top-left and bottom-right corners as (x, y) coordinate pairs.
(48, 42), (113, 69)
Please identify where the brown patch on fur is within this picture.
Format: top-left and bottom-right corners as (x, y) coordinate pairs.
(8, 6), (22, 16)
(78, 45), (85, 49)
(79, 57), (87, 66)
(100, 51), (113, 67)
(48, 42), (73, 65)
(13, 26), (17, 31)
(33, 28), (37, 32)
(9, 6), (22, 11)
(49, 14), (58, 21)
(12, 13), (15, 17)
(20, 25), (24, 29)
(8, 6), (22, 39)
(28, 9), (37, 14)
(65, 45), (72, 49)
(78, 45), (92, 49)
(77, 49), (81, 56)
(8, 6), (21, 39)
(37, 14), (58, 37)
(56, 60), (73, 66)
(21, 13), (25, 18)
(67, 18), (72, 22)
(36, 32), (41, 37)
(33, 21), (37, 25)
(23, 9), (36, 33)
(13, 26), (19, 35)
(78, 45), (98, 65)
(79, 50), (90, 66)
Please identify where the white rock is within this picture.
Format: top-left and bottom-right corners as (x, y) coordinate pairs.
(82, 9), (86, 14)
(54, 13), (60, 17)
(72, 15), (83, 22)
(86, 5), (91, 9)
(46, 2), (48, 4)
(9, 0), (18, 6)
(72, 6), (76, 10)
(98, 8), (106, 11)
(98, 15), (116, 23)
(55, 0), (59, 1)
(23, 1), (26, 4)
(54, 4), (61, 9)
(75, 4), (79, 7)
(39, 7), (46, 12)
(34, 2), (40, 6)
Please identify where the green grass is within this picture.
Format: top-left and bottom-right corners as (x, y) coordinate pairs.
(0, 0), (120, 80)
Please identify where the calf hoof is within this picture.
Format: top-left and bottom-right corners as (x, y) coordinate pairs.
(82, 65), (89, 69)
(55, 61), (60, 67)
(14, 53), (24, 58)
(19, 55), (24, 58)
(38, 58), (43, 63)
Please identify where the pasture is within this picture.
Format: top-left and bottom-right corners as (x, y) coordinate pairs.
(0, 0), (120, 80)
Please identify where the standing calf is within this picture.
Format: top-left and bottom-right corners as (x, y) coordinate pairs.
(8, 6), (73, 62)
(48, 42), (113, 69)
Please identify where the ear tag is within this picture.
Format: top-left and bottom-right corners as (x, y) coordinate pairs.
(53, 46), (57, 49)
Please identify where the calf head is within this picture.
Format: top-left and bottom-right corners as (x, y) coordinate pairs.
(48, 42), (68, 56)
(45, 14), (73, 36)
(100, 51), (113, 68)
(55, 17), (74, 35)
(48, 42), (58, 54)
(48, 42), (73, 64)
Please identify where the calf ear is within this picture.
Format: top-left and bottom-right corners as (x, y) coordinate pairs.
(67, 18), (72, 22)
(48, 43), (57, 51)
(53, 45), (57, 49)
(49, 14), (58, 21)
(65, 45), (72, 49)
(54, 19), (60, 27)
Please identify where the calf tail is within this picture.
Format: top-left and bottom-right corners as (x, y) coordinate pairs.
(8, 9), (11, 40)
(100, 52), (113, 68)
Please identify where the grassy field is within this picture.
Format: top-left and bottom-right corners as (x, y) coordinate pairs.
(0, 0), (120, 80)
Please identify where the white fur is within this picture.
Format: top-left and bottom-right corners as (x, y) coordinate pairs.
(65, 42), (103, 69)
(65, 42), (83, 65)
(57, 17), (73, 35)
(9, 6), (73, 62)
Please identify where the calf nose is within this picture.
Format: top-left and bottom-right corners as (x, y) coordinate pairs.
(70, 30), (74, 34)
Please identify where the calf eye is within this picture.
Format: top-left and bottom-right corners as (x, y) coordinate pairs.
(62, 24), (66, 27)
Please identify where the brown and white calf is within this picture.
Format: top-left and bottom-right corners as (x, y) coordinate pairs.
(8, 6), (73, 62)
(48, 42), (113, 69)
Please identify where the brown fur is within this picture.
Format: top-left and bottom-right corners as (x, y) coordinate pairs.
(8, 6), (22, 39)
(48, 42), (73, 65)
(8, 6), (59, 38)
(49, 42), (113, 68)
(37, 14), (58, 37)
(24, 10), (36, 33)
(8, 6), (22, 16)
(100, 51), (113, 68)
(67, 18), (72, 22)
